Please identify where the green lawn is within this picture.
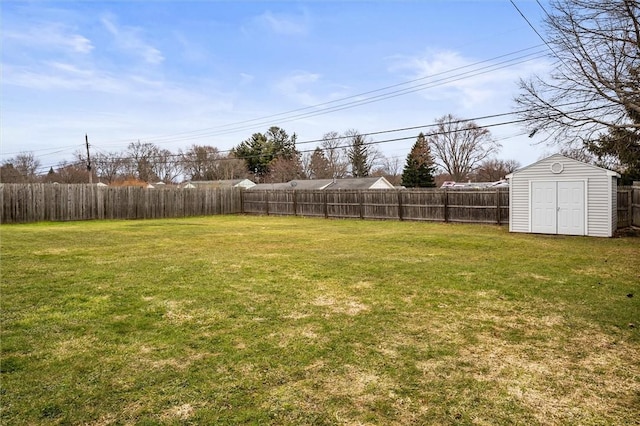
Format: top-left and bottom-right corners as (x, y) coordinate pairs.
(1, 216), (638, 425)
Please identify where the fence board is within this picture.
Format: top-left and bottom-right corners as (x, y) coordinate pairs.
(633, 183), (640, 227)
(617, 188), (631, 228)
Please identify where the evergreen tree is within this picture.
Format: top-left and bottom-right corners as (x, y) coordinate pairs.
(587, 81), (640, 184)
(232, 127), (300, 181)
(348, 132), (370, 177)
(308, 147), (331, 179)
(401, 133), (436, 188)
(232, 132), (271, 180)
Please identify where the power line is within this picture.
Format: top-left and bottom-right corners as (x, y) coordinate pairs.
(509, 0), (569, 68)
(92, 45), (546, 148)
(5, 45), (548, 164)
(141, 51), (548, 146)
(30, 101), (604, 174)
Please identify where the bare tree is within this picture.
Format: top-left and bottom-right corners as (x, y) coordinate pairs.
(542, 146), (620, 170)
(428, 114), (501, 181)
(266, 156), (303, 183)
(472, 159), (520, 182)
(126, 141), (160, 182)
(94, 152), (124, 184)
(514, 0), (639, 176)
(0, 163), (26, 183)
(52, 161), (91, 183)
(181, 145), (219, 181)
(372, 155), (404, 186)
(320, 131), (349, 178)
(217, 154), (248, 181)
(153, 148), (181, 184)
(1, 152), (41, 182)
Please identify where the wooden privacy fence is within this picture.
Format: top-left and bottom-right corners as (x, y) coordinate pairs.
(617, 185), (640, 228)
(0, 184), (242, 224)
(242, 189), (510, 224)
(2, 183), (639, 228)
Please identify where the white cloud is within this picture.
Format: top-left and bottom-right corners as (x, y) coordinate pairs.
(101, 14), (164, 65)
(239, 73), (255, 85)
(3, 63), (125, 93)
(273, 71), (353, 113)
(388, 49), (552, 110)
(173, 31), (210, 64)
(2, 23), (93, 54)
(275, 71), (322, 105)
(2, 60), (231, 112)
(254, 10), (309, 36)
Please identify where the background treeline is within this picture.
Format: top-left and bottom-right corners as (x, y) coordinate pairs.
(0, 120), (521, 188)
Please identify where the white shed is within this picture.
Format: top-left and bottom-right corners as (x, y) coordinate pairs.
(506, 154), (620, 237)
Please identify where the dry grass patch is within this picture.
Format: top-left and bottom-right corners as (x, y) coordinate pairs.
(454, 301), (639, 425)
(161, 403), (195, 421)
(311, 295), (370, 316)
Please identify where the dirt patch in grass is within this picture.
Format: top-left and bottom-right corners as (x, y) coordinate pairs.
(161, 403), (195, 421)
(264, 364), (399, 425)
(137, 345), (211, 372)
(311, 295), (369, 316)
(52, 336), (99, 360)
(281, 311), (310, 320)
(269, 324), (325, 348)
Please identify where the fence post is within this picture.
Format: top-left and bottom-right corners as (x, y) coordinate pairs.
(633, 182), (640, 227)
(397, 190), (404, 221)
(628, 189), (633, 227)
(496, 189), (501, 225)
(443, 189), (449, 223)
(359, 191), (364, 220)
(323, 191), (328, 219)
(292, 190), (297, 216)
(265, 190), (270, 216)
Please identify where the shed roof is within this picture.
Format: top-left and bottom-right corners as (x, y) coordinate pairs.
(506, 154), (620, 179)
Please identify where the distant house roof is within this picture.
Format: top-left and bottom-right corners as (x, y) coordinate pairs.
(328, 177), (394, 189)
(440, 180), (508, 189)
(289, 179), (335, 189)
(250, 182), (297, 190)
(248, 177), (395, 190)
(188, 179), (256, 188)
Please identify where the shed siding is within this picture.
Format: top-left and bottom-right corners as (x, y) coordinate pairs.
(610, 177), (617, 234)
(509, 154), (616, 237)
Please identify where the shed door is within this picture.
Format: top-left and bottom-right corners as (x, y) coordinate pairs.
(531, 181), (557, 234)
(557, 181), (585, 235)
(531, 181), (585, 235)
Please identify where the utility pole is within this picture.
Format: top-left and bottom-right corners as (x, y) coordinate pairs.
(85, 134), (93, 184)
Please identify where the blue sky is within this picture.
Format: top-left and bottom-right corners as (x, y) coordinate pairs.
(1, 0), (554, 175)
